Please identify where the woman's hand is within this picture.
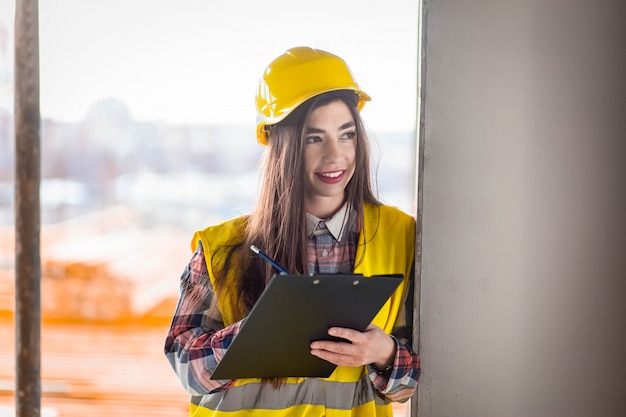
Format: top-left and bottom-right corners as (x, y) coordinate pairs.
(310, 324), (395, 369)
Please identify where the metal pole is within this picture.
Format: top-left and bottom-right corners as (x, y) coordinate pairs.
(14, 0), (41, 416)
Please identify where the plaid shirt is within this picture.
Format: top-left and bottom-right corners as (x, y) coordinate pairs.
(165, 208), (420, 402)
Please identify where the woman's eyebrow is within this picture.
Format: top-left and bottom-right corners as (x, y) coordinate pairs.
(339, 121), (356, 130)
(305, 121), (356, 134)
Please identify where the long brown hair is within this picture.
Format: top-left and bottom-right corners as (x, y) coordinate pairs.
(213, 90), (380, 319)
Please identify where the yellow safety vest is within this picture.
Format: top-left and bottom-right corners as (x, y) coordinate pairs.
(190, 203), (416, 416)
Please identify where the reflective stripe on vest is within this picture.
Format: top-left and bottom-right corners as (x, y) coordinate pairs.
(191, 376), (390, 414)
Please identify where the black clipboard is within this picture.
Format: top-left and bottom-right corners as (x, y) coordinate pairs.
(210, 273), (403, 380)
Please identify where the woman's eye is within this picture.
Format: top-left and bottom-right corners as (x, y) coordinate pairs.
(340, 131), (356, 140)
(305, 136), (321, 143)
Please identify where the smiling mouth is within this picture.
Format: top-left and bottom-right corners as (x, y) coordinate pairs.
(316, 170), (345, 184)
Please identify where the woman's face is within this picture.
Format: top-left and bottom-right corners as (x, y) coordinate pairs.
(302, 99), (357, 217)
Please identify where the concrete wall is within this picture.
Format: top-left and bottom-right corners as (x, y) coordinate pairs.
(416, 1), (626, 416)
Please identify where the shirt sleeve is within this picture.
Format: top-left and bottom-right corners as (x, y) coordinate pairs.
(164, 242), (242, 395)
(367, 336), (421, 402)
(367, 267), (421, 403)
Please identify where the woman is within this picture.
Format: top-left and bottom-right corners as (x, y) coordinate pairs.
(165, 46), (420, 416)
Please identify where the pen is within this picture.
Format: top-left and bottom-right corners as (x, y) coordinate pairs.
(250, 245), (289, 275)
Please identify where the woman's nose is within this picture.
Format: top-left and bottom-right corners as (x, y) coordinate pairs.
(322, 138), (341, 161)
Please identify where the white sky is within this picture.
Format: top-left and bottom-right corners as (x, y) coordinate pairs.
(1, 0), (419, 131)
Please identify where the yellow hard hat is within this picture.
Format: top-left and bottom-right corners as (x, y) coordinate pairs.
(255, 46), (371, 145)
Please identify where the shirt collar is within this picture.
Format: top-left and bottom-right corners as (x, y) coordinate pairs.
(306, 202), (350, 242)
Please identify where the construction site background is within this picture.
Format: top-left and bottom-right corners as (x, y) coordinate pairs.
(0, 99), (414, 416)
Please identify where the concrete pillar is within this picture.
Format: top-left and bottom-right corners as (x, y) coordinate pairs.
(417, 1), (626, 416)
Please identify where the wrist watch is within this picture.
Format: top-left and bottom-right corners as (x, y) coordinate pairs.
(372, 363), (393, 377)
